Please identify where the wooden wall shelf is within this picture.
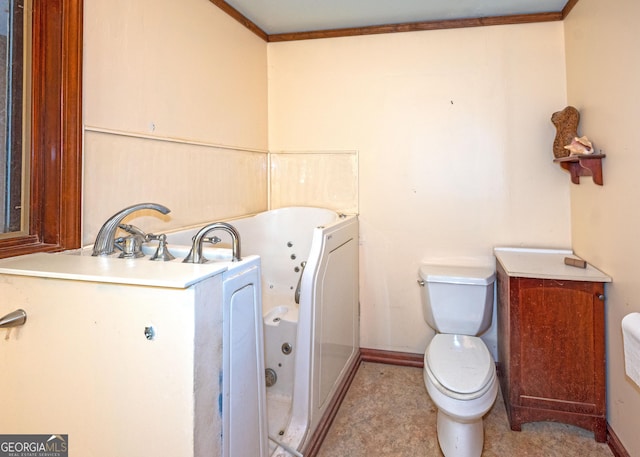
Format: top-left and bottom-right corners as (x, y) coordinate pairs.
(554, 154), (606, 185)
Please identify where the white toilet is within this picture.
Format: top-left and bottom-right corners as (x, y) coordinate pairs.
(418, 264), (498, 457)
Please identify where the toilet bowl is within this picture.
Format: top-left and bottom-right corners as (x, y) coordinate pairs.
(418, 264), (497, 457)
(423, 334), (497, 457)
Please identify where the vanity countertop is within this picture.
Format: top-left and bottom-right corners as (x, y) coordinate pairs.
(494, 247), (611, 283)
(0, 251), (256, 289)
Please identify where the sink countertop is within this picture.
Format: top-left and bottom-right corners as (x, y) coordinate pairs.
(0, 251), (257, 289)
(494, 247), (612, 283)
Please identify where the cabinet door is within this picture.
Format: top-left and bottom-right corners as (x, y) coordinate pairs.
(516, 279), (605, 415)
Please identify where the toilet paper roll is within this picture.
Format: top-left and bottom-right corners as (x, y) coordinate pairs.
(622, 312), (640, 388)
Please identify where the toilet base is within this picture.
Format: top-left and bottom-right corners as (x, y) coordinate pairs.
(437, 410), (484, 457)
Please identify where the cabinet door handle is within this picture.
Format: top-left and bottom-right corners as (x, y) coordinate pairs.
(597, 294), (605, 301)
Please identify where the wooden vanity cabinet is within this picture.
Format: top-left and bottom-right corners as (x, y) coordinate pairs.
(496, 262), (607, 442)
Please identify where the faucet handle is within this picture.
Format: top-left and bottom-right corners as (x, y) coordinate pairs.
(149, 234), (176, 262)
(191, 234), (221, 245)
(114, 235), (145, 258)
(203, 236), (222, 245)
(119, 223), (148, 239)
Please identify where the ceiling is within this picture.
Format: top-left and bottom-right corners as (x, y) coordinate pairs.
(223, 0), (572, 37)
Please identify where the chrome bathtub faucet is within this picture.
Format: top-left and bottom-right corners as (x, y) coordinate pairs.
(91, 203), (171, 256)
(114, 226), (176, 261)
(183, 222), (241, 263)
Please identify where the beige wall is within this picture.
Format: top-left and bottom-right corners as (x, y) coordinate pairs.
(564, 0), (640, 453)
(82, 0), (269, 244)
(268, 22), (570, 353)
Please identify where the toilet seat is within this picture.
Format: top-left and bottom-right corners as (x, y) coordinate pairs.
(425, 334), (495, 400)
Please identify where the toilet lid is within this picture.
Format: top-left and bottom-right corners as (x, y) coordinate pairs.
(426, 334), (494, 395)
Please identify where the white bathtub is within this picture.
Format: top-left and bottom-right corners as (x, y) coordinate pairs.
(156, 207), (360, 456)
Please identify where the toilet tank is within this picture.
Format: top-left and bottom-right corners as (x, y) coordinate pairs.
(418, 264), (495, 335)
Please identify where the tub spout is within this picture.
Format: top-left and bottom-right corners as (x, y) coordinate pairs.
(183, 222), (241, 263)
(92, 203), (171, 256)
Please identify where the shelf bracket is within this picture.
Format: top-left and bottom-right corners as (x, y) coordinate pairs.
(553, 154), (605, 185)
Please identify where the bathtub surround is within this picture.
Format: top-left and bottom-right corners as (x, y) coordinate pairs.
(82, 129), (268, 246)
(268, 151), (359, 214)
(83, 130), (358, 246)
